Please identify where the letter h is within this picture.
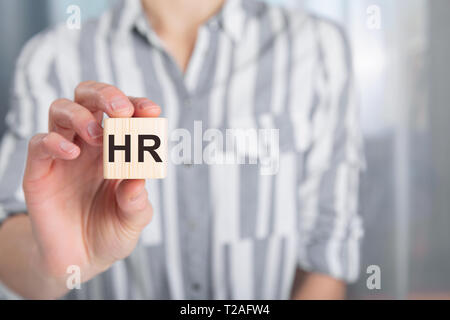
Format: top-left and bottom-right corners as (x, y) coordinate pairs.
(109, 134), (131, 162)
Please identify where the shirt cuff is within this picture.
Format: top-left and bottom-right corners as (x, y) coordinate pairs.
(297, 232), (363, 283)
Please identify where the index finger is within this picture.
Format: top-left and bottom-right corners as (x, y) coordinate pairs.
(74, 81), (134, 118)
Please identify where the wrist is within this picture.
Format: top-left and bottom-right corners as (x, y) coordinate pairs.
(31, 243), (70, 299)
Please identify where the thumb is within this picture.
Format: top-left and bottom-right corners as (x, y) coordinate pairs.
(115, 179), (153, 233)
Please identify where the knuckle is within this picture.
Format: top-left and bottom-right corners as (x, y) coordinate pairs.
(65, 102), (83, 118)
(50, 100), (79, 129)
(97, 84), (122, 100)
(28, 134), (45, 149)
(75, 80), (96, 92)
(75, 81), (99, 103)
(94, 85), (124, 110)
(49, 98), (69, 114)
(132, 98), (148, 108)
(41, 133), (55, 148)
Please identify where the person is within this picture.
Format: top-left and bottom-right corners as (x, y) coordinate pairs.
(0, 0), (364, 300)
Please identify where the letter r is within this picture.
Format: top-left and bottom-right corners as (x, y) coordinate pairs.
(138, 135), (162, 162)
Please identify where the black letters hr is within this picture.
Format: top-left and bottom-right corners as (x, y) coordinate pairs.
(108, 135), (163, 163)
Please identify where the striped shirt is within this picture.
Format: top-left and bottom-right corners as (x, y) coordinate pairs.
(0, 0), (364, 299)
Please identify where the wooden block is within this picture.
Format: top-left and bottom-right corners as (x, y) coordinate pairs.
(103, 118), (168, 179)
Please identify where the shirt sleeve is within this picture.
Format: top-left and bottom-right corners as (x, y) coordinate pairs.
(296, 18), (365, 283)
(0, 31), (54, 226)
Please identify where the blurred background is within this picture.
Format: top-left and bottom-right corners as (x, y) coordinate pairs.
(0, 0), (449, 299)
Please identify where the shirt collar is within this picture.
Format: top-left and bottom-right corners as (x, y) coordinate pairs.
(218, 0), (247, 42)
(112, 0), (142, 38)
(115, 0), (248, 44)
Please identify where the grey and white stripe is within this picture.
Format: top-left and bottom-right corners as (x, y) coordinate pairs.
(0, 0), (364, 299)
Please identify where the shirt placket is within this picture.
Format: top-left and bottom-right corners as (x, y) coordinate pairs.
(134, 13), (220, 298)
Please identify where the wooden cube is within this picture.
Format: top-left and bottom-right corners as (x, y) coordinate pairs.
(103, 118), (168, 179)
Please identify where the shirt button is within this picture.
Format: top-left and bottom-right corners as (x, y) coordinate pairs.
(188, 220), (196, 231)
(210, 21), (220, 31)
(183, 163), (193, 168)
(192, 283), (201, 292)
(184, 97), (192, 107)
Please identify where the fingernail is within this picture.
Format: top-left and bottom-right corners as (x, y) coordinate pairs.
(60, 141), (77, 154)
(110, 98), (131, 112)
(87, 121), (103, 139)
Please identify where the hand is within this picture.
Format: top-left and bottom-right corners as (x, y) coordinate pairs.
(291, 269), (346, 300)
(23, 81), (160, 284)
